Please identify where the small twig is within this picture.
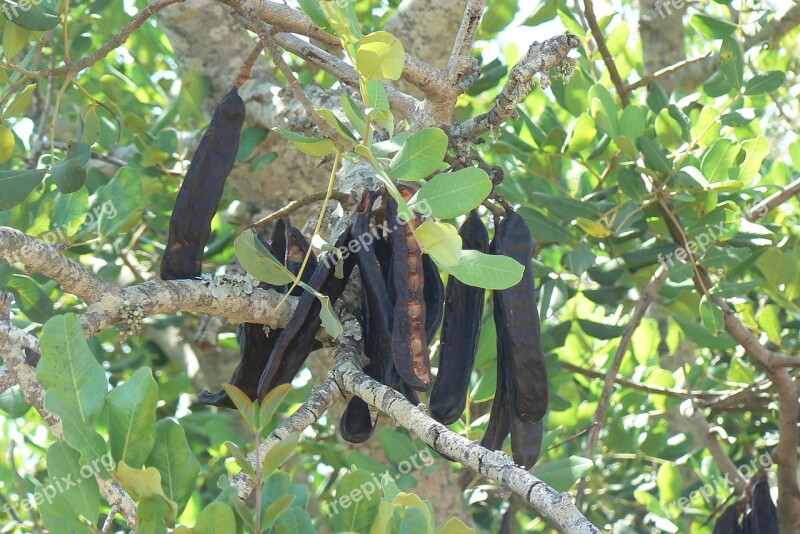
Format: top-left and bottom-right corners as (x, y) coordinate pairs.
(583, 0), (629, 106)
(444, 0), (488, 86)
(575, 265), (669, 507)
(746, 177), (800, 221)
(234, 41), (266, 89)
(625, 52), (714, 92)
(1, 0), (186, 80)
(453, 34), (580, 139)
(251, 190), (354, 232)
(101, 506), (119, 533)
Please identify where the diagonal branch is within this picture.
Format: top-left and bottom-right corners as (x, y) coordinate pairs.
(575, 265), (669, 506)
(583, 0), (629, 106)
(452, 34), (580, 139)
(235, 332), (601, 533)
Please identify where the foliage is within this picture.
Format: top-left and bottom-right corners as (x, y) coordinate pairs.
(0, 0), (799, 532)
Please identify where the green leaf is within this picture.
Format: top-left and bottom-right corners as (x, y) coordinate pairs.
(757, 304), (782, 344)
(530, 456), (593, 492)
(276, 128), (337, 157)
(194, 502), (236, 534)
(249, 152), (278, 171)
(320, 0), (362, 43)
(409, 168), (492, 219)
(262, 432), (301, 476)
(414, 221), (462, 266)
(108, 368), (158, 469)
(3, 1), (61, 31)
(225, 440), (256, 480)
(317, 108), (358, 142)
(235, 126), (269, 162)
(517, 206), (574, 244)
(437, 516), (473, 533)
(638, 136), (672, 175)
(51, 141), (90, 194)
(340, 92), (367, 137)
(37, 314), (108, 464)
(263, 494), (296, 530)
(567, 114), (597, 153)
(440, 249), (524, 290)
(297, 0), (329, 29)
(8, 273), (53, 323)
(0, 124), (15, 163)
(51, 187), (89, 235)
(657, 462), (683, 506)
(736, 135), (769, 182)
(481, 0), (518, 34)
(0, 168), (46, 210)
(699, 295), (725, 335)
(331, 469), (381, 532)
(81, 106), (100, 144)
(222, 384), (257, 430)
(235, 228), (295, 285)
(146, 419), (201, 514)
(576, 319), (624, 340)
(260, 383), (292, 429)
(298, 281), (344, 339)
(136, 496), (171, 534)
(744, 71), (786, 95)
(690, 14), (737, 39)
(2, 22), (31, 61)
(700, 139), (739, 182)
(356, 31), (406, 81)
(114, 462), (178, 524)
(720, 37), (744, 89)
(524, 0), (558, 26)
(388, 128), (448, 181)
(44, 441), (101, 527)
(92, 167), (144, 237)
(274, 507), (316, 534)
(756, 248), (799, 300)
(4, 83), (36, 117)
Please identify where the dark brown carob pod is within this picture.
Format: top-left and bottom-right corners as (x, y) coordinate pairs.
(386, 193), (431, 391)
(491, 209), (548, 423)
(285, 224), (317, 296)
(422, 254), (444, 343)
(257, 226), (357, 400)
(714, 503), (743, 534)
(430, 211), (488, 424)
(161, 87), (246, 280)
(745, 476), (778, 533)
(198, 222), (286, 407)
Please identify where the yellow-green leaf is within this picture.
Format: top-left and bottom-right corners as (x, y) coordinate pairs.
(4, 83), (36, 118)
(0, 124), (15, 163)
(355, 31), (406, 81)
(414, 221), (461, 266)
(575, 217), (612, 238)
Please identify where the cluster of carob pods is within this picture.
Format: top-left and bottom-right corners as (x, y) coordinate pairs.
(713, 477), (778, 534)
(159, 86), (548, 469)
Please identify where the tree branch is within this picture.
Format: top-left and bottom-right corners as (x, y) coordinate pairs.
(583, 0), (630, 106)
(575, 265), (669, 506)
(746, 176), (800, 222)
(234, 331), (600, 532)
(452, 34), (580, 139)
(0, 319), (138, 528)
(444, 0), (487, 86)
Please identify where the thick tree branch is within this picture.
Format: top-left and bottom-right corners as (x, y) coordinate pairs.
(444, 0), (487, 86)
(746, 176), (800, 222)
(452, 34), (580, 139)
(235, 332), (600, 532)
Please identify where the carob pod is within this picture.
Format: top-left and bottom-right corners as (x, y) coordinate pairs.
(257, 226), (357, 400)
(341, 192), (386, 442)
(714, 504), (743, 534)
(285, 224), (318, 296)
(744, 477), (778, 534)
(491, 209), (548, 423)
(161, 87), (246, 280)
(481, 208), (547, 468)
(422, 254), (444, 343)
(429, 211), (488, 424)
(386, 192), (431, 391)
(198, 221), (287, 407)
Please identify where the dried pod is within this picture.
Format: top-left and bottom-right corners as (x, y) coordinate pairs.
(161, 87), (245, 280)
(430, 211), (488, 424)
(387, 194), (431, 391)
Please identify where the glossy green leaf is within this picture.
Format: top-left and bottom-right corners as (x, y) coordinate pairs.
(690, 14), (737, 39)
(720, 37), (744, 89)
(195, 502), (236, 534)
(235, 228), (295, 285)
(276, 128), (337, 157)
(3, 1), (61, 31)
(37, 314), (108, 464)
(114, 461), (178, 523)
(700, 139), (739, 182)
(744, 71), (785, 95)
(146, 419), (201, 514)
(0, 124), (15, 163)
(331, 469), (381, 532)
(409, 167), (491, 219)
(736, 135), (769, 182)
(108, 368), (158, 469)
(0, 168), (46, 210)
(299, 281), (344, 339)
(388, 128), (448, 181)
(530, 456), (593, 492)
(440, 249), (524, 290)
(51, 141), (90, 194)
(8, 274), (53, 323)
(4, 83), (36, 117)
